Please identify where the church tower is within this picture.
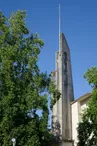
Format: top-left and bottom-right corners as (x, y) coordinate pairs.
(52, 33), (74, 144)
(52, 5), (74, 145)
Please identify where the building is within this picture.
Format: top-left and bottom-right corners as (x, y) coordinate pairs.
(71, 92), (91, 146)
(52, 33), (91, 146)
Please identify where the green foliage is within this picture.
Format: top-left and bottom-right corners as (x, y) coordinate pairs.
(48, 80), (61, 109)
(77, 67), (97, 146)
(84, 67), (97, 88)
(0, 10), (59, 146)
(77, 113), (96, 146)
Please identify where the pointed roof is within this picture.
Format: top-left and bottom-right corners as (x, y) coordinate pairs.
(60, 33), (70, 50)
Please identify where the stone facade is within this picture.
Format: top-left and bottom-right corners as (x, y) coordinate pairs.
(52, 33), (74, 145)
(52, 33), (91, 146)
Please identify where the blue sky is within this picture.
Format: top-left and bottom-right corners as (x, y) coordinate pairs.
(1, 0), (97, 99)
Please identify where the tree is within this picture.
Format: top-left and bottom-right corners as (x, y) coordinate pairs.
(77, 67), (97, 146)
(0, 11), (59, 146)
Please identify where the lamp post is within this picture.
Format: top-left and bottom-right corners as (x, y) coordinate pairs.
(12, 138), (16, 146)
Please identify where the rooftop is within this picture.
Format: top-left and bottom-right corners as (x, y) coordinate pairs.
(71, 92), (92, 105)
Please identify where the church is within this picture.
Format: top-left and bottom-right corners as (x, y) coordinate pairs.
(51, 33), (91, 146)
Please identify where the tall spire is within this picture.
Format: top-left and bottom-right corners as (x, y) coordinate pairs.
(59, 4), (61, 51)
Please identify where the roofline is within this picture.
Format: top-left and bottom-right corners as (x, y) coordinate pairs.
(71, 92), (92, 105)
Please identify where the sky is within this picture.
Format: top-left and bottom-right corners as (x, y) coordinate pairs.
(1, 0), (97, 99)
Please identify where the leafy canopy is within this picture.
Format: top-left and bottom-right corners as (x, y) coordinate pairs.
(77, 67), (97, 146)
(0, 10), (60, 146)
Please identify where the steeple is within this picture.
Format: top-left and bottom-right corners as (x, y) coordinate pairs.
(52, 32), (74, 142)
(52, 5), (74, 145)
(59, 4), (61, 51)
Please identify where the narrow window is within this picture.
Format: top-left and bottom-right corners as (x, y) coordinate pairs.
(64, 52), (68, 84)
(64, 52), (67, 62)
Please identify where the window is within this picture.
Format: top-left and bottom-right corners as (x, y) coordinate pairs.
(64, 62), (67, 72)
(64, 52), (68, 84)
(64, 52), (67, 62)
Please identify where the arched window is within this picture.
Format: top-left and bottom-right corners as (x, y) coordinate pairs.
(64, 52), (67, 73)
(64, 52), (68, 85)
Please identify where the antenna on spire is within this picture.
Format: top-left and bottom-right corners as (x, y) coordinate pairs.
(59, 4), (61, 51)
